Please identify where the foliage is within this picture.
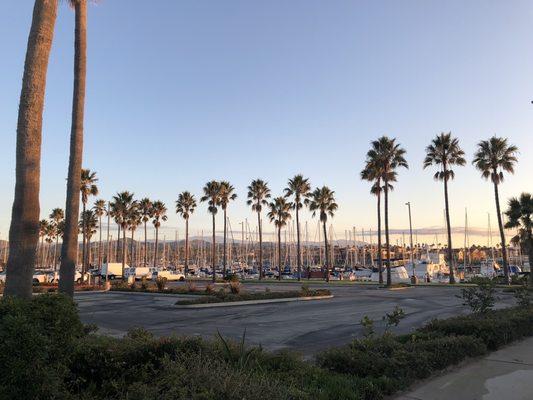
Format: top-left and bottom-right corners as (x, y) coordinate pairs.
(459, 281), (496, 313)
(383, 306), (405, 333)
(228, 280), (241, 294)
(155, 276), (167, 291)
(360, 315), (375, 338)
(514, 285), (531, 307)
(0, 294), (84, 399)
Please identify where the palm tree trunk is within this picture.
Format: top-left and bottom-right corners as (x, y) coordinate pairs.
(377, 189), (383, 284)
(122, 226), (127, 278)
(296, 206), (301, 281)
(493, 180), (509, 281)
(212, 214), (216, 283)
(443, 175), (456, 284)
(144, 221), (148, 266)
(116, 223), (121, 262)
(323, 221), (330, 282)
(81, 202), (87, 275)
(257, 211), (263, 280)
(527, 234), (533, 286)
(130, 229), (135, 268)
(384, 182), (391, 286)
(58, 0), (86, 298)
(153, 227), (159, 270)
(40, 235), (45, 268)
(54, 235), (59, 271)
(98, 215), (102, 268)
(223, 209), (227, 277)
(278, 226), (282, 281)
(185, 218), (189, 277)
(5, 0), (58, 299)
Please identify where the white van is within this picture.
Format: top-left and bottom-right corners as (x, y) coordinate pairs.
(152, 270), (185, 281)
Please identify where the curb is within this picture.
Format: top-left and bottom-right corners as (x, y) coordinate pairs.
(175, 295), (334, 308)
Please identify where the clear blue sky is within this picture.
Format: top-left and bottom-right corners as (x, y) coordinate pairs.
(1, 0), (533, 244)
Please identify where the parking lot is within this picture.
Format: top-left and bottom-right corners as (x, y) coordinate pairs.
(76, 283), (516, 356)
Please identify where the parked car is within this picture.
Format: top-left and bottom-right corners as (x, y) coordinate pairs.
(152, 270), (185, 281)
(126, 267), (151, 280)
(32, 271), (49, 285)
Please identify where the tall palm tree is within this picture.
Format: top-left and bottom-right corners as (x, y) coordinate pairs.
(49, 208), (64, 271)
(78, 209), (98, 271)
(473, 136), (518, 281)
(93, 199), (106, 268)
(139, 198), (153, 267)
(219, 181), (237, 277)
(79, 169), (98, 275)
(505, 193), (533, 286)
(151, 201), (168, 270)
(308, 187), (338, 282)
(361, 154), (385, 284)
(59, 0), (88, 298)
(423, 133), (466, 284)
(112, 191), (135, 278)
(373, 136), (408, 286)
(5, 0), (59, 298)
(284, 175), (311, 281)
(267, 197), (292, 280)
(44, 223), (56, 268)
(39, 219), (50, 268)
(201, 181), (222, 282)
(127, 203), (141, 268)
(176, 191), (197, 277)
(247, 179), (271, 279)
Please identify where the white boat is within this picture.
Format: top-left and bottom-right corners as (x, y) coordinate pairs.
(371, 266), (410, 283)
(406, 253), (449, 282)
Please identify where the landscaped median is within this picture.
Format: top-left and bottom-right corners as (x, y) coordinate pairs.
(175, 287), (333, 307)
(1, 292), (532, 399)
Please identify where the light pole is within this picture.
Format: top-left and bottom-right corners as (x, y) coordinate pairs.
(405, 202), (415, 279)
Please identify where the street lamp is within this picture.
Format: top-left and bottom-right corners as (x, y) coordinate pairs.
(405, 202), (415, 279)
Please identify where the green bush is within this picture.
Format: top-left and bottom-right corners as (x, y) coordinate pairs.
(0, 294), (84, 400)
(419, 306), (533, 350)
(460, 281), (496, 313)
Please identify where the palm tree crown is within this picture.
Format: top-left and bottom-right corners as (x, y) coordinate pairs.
(201, 180), (222, 215)
(308, 186), (338, 223)
(93, 199), (106, 219)
(219, 181), (237, 210)
(151, 201), (168, 228)
(176, 191), (197, 220)
(267, 197), (292, 229)
(247, 179), (271, 212)
(49, 208), (64, 224)
(472, 136), (518, 184)
(423, 132), (466, 180)
(80, 168), (98, 205)
(284, 174), (311, 209)
(139, 198), (153, 223)
(111, 191), (135, 229)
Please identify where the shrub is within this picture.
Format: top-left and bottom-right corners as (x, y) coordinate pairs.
(186, 280), (198, 292)
(155, 276), (167, 291)
(383, 306), (405, 332)
(140, 276), (148, 290)
(360, 315), (375, 338)
(514, 285), (531, 307)
(460, 281), (496, 313)
(0, 294), (84, 400)
(229, 280), (241, 294)
(205, 283), (216, 294)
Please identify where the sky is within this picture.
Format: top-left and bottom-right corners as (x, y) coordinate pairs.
(1, 0), (533, 245)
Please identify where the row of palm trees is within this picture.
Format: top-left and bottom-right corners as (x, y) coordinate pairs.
(361, 133), (518, 286)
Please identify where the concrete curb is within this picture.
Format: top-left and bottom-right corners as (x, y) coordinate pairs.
(106, 290), (200, 299)
(175, 294), (334, 308)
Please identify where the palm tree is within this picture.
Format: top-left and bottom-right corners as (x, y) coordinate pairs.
(59, 0), (88, 298)
(373, 136), (408, 286)
(201, 181), (222, 282)
(267, 197), (292, 280)
(112, 191), (135, 278)
(44, 223), (56, 268)
(284, 175), (311, 281)
(5, 0), (59, 299)
(139, 198), (153, 267)
(219, 181), (237, 277)
(127, 203), (141, 268)
(39, 219), (50, 268)
(473, 136), (518, 281)
(151, 201), (168, 270)
(78, 210), (98, 271)
(176, 191), (197, 277)
(79, 169), (98, 275)
(361, 153), (385, 284)
(505, 193), (533, 286)
(308, 187), (338, 282)
(49, 208), (64, 271)
(247, 179), (271, 279)
(423, 133), (466, 284)
(93, 199), (106, 269)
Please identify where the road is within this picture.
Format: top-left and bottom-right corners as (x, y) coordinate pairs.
(76, 283), (516, 356)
